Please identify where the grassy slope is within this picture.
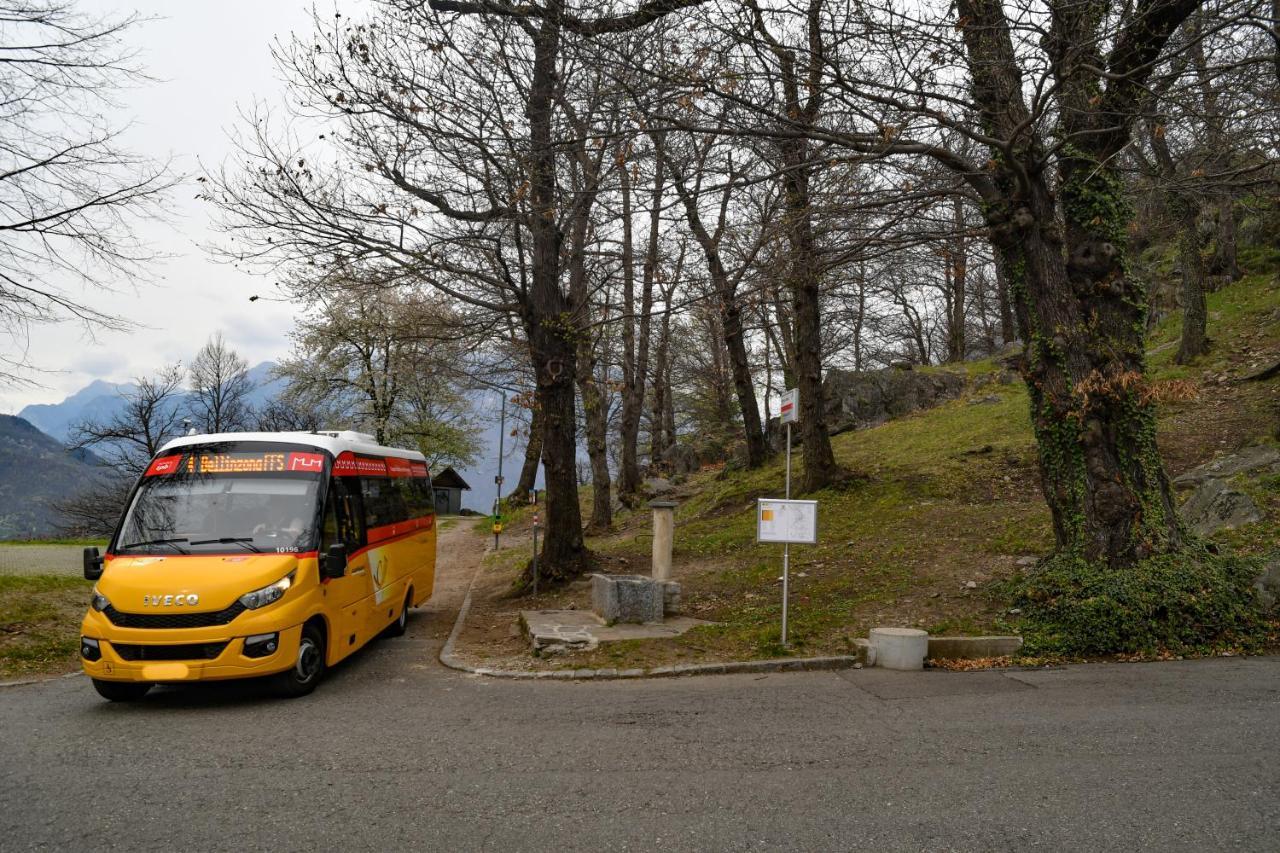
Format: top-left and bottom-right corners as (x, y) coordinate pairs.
(552, 265), (1280, 667)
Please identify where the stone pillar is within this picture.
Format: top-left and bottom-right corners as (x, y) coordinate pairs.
(649, 500), (677, 581)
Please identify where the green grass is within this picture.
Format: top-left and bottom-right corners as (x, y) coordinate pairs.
(0, 574), (91, 679)
(0, 538), (108, 547)
(1147, 269), (1280, 378)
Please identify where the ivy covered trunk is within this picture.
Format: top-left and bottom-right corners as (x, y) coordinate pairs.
(956, 0), (1199, 569)
(990, 163), (1182, 567)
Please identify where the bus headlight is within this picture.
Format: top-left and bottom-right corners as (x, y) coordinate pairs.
(238, 571), (295, 610)
(91, 588), (110, 612)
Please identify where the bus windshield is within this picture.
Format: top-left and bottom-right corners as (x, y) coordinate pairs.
(114, 445), (329, 556)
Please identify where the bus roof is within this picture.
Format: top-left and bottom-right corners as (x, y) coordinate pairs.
(158, 430), (427, 463)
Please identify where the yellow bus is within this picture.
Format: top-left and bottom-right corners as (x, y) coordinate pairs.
(79, 431), (437, 701)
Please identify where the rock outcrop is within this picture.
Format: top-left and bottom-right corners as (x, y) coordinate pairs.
(1172, 445), (1280, 488)
(1178, 477), (1265, 537)
(822, 365), (968, 434)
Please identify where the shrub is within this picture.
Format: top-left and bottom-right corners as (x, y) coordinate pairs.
(1011, 547), (1268, 656)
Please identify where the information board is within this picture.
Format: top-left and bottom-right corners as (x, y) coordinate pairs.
(756, 498), (818, 544)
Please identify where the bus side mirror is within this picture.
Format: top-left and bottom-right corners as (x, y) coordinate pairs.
(83, 547), (104, 581)
(320, 544), (347, 580)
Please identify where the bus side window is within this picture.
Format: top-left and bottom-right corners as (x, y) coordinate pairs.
(408, 476), (434, 518)
(322, 477), (365, 551)
(361, 476), (410, 528)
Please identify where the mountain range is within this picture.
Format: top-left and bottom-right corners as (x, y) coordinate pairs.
(18, 362), (286, 442)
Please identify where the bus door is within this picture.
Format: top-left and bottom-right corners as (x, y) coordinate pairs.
(358, 474), (407, 631)
(319, 476), (370, 657)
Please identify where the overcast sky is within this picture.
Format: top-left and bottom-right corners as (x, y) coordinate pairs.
(0, 0), (337, 414)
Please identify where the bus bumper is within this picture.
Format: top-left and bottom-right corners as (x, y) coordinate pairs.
(80, 623), (304, 683)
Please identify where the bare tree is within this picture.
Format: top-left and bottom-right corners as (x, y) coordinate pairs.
(277, 269), (477, 466)
(0, 1), (174, 382)
(252, 399), (323, 433)
(213, 1), (707, 583)
(188, 332), (253, 433)
(659, 128), (773, 468)
(59, 363), (186, 537)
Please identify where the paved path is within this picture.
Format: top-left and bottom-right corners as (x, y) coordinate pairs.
(1, 524), (1277, 851)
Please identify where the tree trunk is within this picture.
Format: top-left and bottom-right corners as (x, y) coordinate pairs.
(510, 403), (542, 502)
(945, 197), (968, 362)
(994, 254), (1016, 347)
(667, 156), (768, 467)
(991, 172), (1182, 565)
(617, 151), (639, 502)
(649, 297), (673, 471)
(780, 140), (838, 492)
(853, 263), (867, 370)
(617, 141), (661, 505)
(1208, 196), (1242, 283)
(958, 0), (1187, 567)
(522, 14), (585, 582)
(576, 334), (612, 531)
(1175, 203), (1210, 364)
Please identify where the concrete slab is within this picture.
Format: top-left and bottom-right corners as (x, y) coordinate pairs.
(520, 609), (712, 655)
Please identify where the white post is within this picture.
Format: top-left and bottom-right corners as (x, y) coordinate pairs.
(782, 421), (791, 647)
(649, 500), (677, 581)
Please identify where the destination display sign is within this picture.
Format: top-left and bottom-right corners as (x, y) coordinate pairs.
(144, 451), (328, 476)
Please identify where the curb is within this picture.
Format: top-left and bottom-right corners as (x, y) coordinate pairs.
(437, 568), (860, 681)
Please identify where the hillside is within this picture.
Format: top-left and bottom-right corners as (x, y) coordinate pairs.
(0, 416), (106, 539)
(457, 264), (1280, 669)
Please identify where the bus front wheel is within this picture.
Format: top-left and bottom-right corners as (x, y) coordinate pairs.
(274, 622), (326, 698)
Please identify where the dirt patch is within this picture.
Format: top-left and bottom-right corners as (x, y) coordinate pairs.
(0, 576), (91, 680)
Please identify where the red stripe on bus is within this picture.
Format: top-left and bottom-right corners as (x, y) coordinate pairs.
(348, 514), (434, 559)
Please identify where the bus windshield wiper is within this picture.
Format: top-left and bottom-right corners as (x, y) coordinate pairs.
(119, 537), (190, 554)
(189, 537), (263, 553)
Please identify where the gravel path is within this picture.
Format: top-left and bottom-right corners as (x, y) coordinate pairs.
(0, 545), (85, 577)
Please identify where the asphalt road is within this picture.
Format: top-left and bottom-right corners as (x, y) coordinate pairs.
(2, 606), (1278, 852)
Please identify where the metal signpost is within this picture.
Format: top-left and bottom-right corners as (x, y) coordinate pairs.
(530, 490), (540, 596)
(759, 387), (811, 647)
(493, 392), (506, 551)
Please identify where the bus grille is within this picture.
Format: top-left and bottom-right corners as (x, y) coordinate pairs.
(111, 641), (229, 662)
(102, 601), (246, 629)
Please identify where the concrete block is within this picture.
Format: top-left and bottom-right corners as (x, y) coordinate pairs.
(927, 636), (1023, 660)
(661, 580), (682, 615)
(591, 574), (664, 624)
(869, 627), (928, 671)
